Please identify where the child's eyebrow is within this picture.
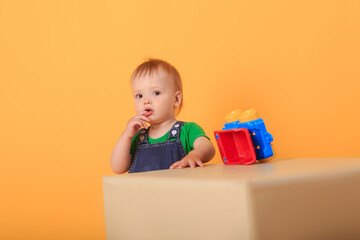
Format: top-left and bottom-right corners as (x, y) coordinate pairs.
(132, 89), (142, 93)
(150, 87), (164, 90)
(132, 91), (142, 96)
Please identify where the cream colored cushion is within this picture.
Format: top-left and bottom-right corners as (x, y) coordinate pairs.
(103, 158), (360, 240)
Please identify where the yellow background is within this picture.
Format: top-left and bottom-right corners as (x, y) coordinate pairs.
(1, 0), (359, 239)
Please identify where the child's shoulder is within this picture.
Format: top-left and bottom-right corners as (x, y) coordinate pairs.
(181, 122), (206, 134)
(183, 121), (203, 128)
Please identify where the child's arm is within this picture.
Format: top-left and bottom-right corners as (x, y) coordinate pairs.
(169, 137), (215, 169)
(111, 112), (150, 174)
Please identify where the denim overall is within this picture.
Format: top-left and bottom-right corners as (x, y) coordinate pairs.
(128, 121), (186, 173)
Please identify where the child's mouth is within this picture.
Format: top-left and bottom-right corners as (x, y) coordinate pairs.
(144, 108), (153, 116)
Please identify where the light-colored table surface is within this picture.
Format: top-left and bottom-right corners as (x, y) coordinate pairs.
(105, 158), (360, 181)
(103, 158), (360, 240)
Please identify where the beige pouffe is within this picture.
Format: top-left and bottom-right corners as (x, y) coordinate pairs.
(103, 158), (360, 240)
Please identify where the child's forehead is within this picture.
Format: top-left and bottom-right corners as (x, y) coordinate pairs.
(134, 68), (168, 80)
(131, 69), (175, 89)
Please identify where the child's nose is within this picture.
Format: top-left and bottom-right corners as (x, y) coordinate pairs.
(143, 98), (152, 105)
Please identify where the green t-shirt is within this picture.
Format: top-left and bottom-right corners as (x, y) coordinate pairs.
(130, 122), (209, 156)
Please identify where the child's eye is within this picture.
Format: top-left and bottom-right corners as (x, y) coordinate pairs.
(153, 91), (160, 96)
(136, 94), (143, 99)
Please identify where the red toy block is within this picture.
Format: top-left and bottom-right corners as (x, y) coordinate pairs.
(214, 128), (256, 165)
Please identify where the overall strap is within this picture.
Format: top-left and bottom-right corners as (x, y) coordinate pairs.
(167, 121), (185, 141)
(137, 128), (149, 145)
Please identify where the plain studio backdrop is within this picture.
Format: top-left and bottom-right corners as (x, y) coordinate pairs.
(1, 0), (359, 239)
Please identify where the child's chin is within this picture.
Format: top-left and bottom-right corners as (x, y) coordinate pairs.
(149, 118), (163, 125)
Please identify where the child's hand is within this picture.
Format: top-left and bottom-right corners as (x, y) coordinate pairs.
(123, 111), (151, 138)
(169, 151), (204, 169)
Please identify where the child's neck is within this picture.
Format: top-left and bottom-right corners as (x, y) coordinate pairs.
(148, 118), (177, 139)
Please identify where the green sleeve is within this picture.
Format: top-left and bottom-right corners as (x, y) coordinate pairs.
(181, 122), (210, 154)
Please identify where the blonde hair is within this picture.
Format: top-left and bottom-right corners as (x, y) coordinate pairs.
(130, 58), (183, 115)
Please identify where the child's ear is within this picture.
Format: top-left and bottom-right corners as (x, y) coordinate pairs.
(174, 91), (182, 107)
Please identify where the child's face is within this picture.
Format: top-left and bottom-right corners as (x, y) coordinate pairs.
(131, 69), (181, 124)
